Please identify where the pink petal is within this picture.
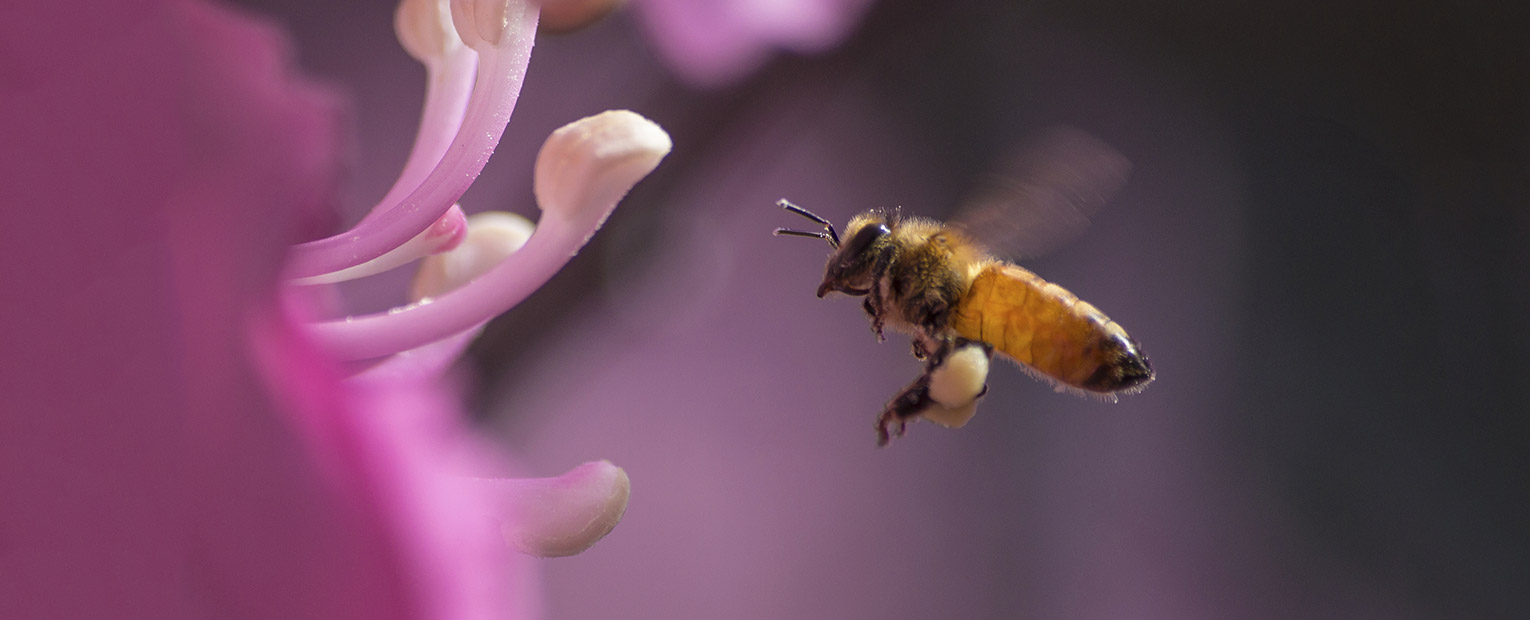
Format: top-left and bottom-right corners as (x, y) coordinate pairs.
(0, 1), (532, 618)
(634, 0), (876, 87)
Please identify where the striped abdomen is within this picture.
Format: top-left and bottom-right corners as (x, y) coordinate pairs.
(951, 264), (1153, 393)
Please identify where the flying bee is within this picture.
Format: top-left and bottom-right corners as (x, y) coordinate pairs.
(774, 127), (1154, 446)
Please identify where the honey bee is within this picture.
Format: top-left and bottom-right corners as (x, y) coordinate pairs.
(774, 129), (1153, 446)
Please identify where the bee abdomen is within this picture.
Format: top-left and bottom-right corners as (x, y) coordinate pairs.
(952, 264), (1153, 393)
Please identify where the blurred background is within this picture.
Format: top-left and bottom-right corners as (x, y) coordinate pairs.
(233, 1), (1528, 618)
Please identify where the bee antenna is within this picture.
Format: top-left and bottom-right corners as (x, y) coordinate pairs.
(773, 228), (840, 248)
(776, 199), (841, 247)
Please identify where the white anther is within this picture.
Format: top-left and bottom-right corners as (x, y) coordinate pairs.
(533, 110), (672, 226)
(495, 461), (632, 558)
(449, 0), (534, 48)
(410, 211), (534, 300)
(396, 0), (464, 63)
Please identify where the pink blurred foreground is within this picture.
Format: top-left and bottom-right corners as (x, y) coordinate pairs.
(0, 1), (598, 617)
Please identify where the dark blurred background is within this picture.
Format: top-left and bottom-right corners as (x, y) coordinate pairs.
(234, 0), (1528, 618)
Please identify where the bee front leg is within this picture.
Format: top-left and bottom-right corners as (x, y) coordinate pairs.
(862, 244), (899, 343)
(874, 337), (995, 447)
(861, 297), (886, 342)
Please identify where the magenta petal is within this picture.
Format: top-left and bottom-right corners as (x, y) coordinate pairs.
(634, 0), (876, 86)
(331, 350), (540, 620)
(0, 1), (529, 618)
(346, 328), (483, 381)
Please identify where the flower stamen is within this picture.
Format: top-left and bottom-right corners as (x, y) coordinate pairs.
(282, 0), (540, 280)
(411, 210), (535, 300)
(483, 460), (632, 558)
(450, 0), (534, 49)
(304, 110), (671, 361)
(363, 0), (479, 223)
(289, 205), (467, 286)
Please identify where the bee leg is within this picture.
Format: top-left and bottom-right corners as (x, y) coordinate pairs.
(861, 297), (886, 342)
(876, 375), (930, 447)
(874, 337), (994, 447)
(909, 331), (943, 360)
(863, 244), (899, 343)
(946, 336), (993, 358)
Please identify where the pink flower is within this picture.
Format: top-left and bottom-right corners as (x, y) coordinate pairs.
(0, 0), (668, 617)
(632, 0), (877, 87)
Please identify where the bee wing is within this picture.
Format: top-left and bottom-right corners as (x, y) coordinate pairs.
(951, 126), (1132, 259)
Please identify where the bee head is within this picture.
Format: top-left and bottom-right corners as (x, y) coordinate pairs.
(816, 213), (890, 298)
(774, 201), (891, 299)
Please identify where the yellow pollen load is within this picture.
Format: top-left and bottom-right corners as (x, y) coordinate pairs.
(953, 264), (1104, 389)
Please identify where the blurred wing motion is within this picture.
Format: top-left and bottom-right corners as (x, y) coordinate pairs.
(948, 126), (1151, 397)
(952, 126), (1132, 259)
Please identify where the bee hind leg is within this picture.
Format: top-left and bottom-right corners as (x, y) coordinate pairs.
(874, 337), (995, 447)
(876, 375), (930, 446)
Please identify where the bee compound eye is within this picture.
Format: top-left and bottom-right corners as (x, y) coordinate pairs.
(838, 223), (888, 265)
